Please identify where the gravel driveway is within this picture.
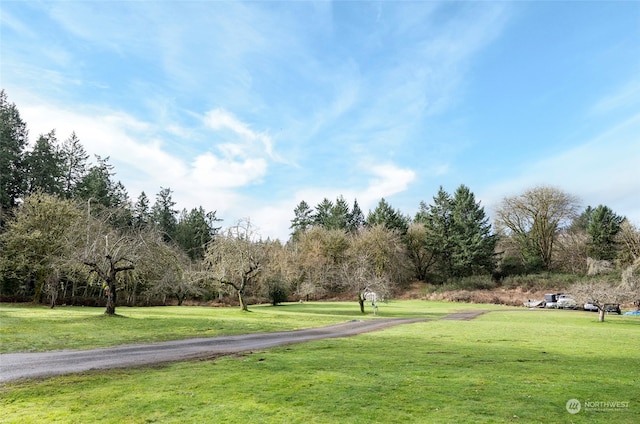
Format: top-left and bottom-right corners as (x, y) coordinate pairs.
(0, 311), (488, 383)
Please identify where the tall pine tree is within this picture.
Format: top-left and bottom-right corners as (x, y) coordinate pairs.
(290, 200), (313, 241)
(347, 199), (365, 233)
(416, 185), (496, 281)
(586, 205), (624, 260)
(450, 185), (497, 277)
(366, 198), (408, 234)
(313, 198), (334, 228)
(60, 131), (89, 199)
(0, 90), (29, 224)
(327, 196), (350, 230)
(133, 191), (152, 229)
(151, 187), (178, 242)
(25, 130), (64, 196)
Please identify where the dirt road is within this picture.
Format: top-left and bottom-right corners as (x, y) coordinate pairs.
(0, 311), (487, 383)
(0, 318), (426, 382)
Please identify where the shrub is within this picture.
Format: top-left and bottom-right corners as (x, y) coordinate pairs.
(265, 280), (289, 306)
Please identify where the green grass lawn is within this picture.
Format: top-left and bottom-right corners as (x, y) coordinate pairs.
(0, 301), (495, 353)
(1, 302), (638, 423)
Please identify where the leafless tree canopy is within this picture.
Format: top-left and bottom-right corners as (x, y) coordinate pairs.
(204, 220), (266, 311)
(495, 186), (580, 270)
(570, 279), (632, 321)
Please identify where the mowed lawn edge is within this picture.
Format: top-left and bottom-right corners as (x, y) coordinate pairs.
(1, 306), (638, 423)
(0, 301), (502, 353)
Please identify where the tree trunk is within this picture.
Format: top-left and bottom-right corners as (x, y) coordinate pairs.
(49, 283), (57, 309)
(104, 266), (118, 315)
(238, 290), (248, 312)
(33, 270), (44, 304)
(105, 280), (117, 315)
(598, 308), (605, 322)
(221, 280), (249, 311)
(359, 294), (365, 314)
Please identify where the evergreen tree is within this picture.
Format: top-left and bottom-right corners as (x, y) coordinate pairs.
(75, 155), (119, 208)
(449, 185), (497, 277)
(73, 155), (131, 228)
(347, 199), (365, 233)
(366, 198), (408, 234)
(327, 195), (350, 230)
(25, 130), (64, 196)
(151, 187), (178, 242)
(290, 200), (313, 241)
(313, 198), (334, 228)
(109, 180), (132, 228)
(416, 188), (453, 279)
(60, 131), (89, 198)
(586, 205), (624, 260)
(417, 185), (496, 280)
(174, 207), (221, 260)
(133, 191), (152, 229)
(570, 206), (593, 233)
(0, 90), (29, 224)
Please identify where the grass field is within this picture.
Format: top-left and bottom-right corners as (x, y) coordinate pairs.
(0, 300), (483, 353)
(1, 301), (639, 423)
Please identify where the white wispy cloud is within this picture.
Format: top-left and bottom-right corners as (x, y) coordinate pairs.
(204, 108), (278, 161)
(191, 153), (267, 189)
(361, 163), (417, 205)
(11, 92), (266, 215)
(481, 112), (640, 225)
(0, 8), (36, 38)
(590, 77), (640, 116)
(9, 0), (592, 242)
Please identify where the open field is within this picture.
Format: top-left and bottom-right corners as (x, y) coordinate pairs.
(1, 302), (639, 423)
(0, 301), (498, 353)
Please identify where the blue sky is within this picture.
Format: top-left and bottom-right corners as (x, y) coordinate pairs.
(1, 1), (639, 240)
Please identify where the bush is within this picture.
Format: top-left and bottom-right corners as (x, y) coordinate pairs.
(265, 280), (289, 306)
(501, 273), (582, 291)
(498, 256), (527, 277)
(434, 275), (497, 292)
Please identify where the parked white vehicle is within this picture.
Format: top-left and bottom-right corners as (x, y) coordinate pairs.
(583, 302), (599, 312)
(557, 294), (578, 309)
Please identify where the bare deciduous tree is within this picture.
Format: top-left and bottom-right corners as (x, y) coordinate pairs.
(341, 250), (385, 313)
(570, 280), (628, 322)
(616, 220), (640, 265)
(81, 223), (139, 315)
(495, 186), (580, 270)
(259, 240), (297, 305)
(294, 227), (349, 297)
(621, 259), (640, 308)
(554, 230), (589, 274)
(342, 225), (408, 313)
(137, 239), (203, 306)
(204, 220), (265, 311)
(404, 223), (437, 281)
(79, 203), (175, 314)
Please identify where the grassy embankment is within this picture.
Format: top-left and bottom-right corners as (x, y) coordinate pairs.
(1, 301), (638, 423)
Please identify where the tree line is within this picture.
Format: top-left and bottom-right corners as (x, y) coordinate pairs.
(2, 90), (639, 314)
